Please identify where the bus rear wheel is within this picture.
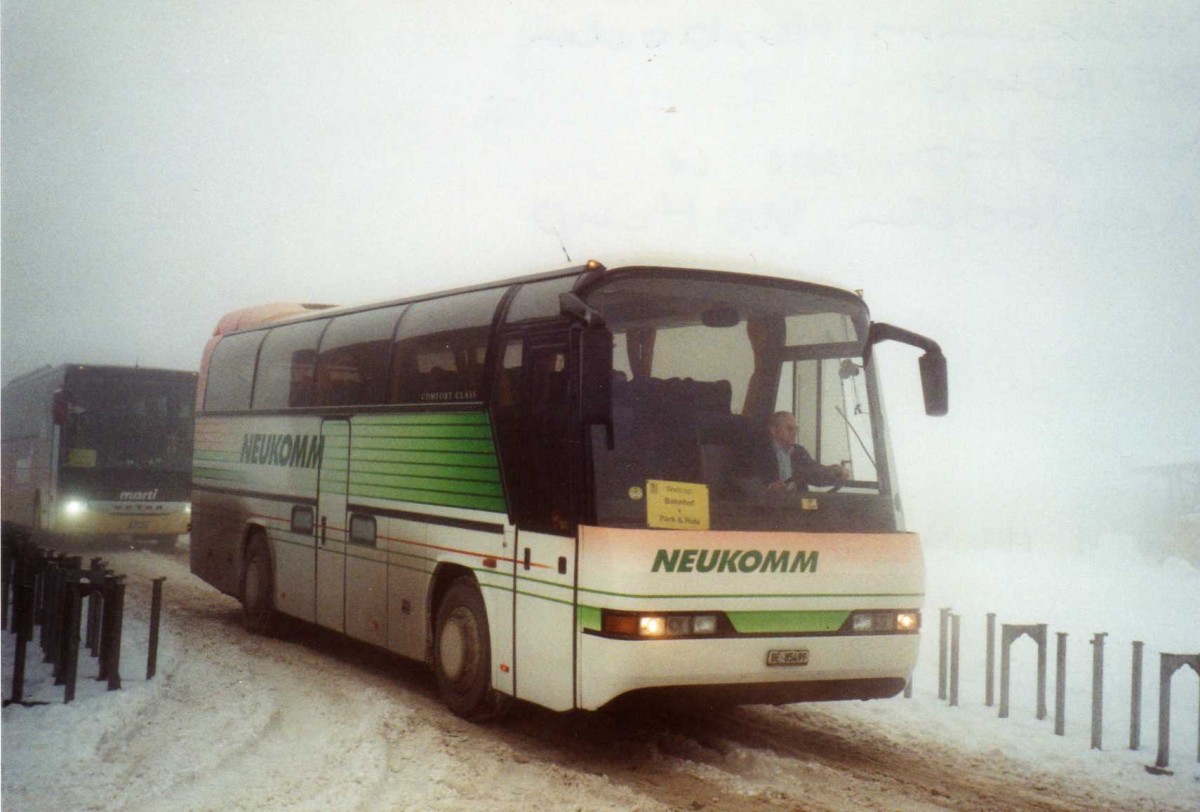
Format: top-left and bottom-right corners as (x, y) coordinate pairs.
(434, 578), (512, 722)
(241, 533), (282, 636)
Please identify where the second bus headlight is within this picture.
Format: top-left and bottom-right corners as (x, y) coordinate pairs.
(847, 610), (921, 634)
(604, 611), (721, 638)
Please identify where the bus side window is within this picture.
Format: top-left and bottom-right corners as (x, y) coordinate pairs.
(493, 332), (574, 534)
(390, 288), (507, 404)
(503, 274), (582, 324)
(349, 514), (376, 546)
(204, 332), (266, 412)
(252, 320), (330, 410)
(314, 306), (405, 407)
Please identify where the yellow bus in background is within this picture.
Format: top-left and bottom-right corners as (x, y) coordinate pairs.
(2, 364), (196, 546)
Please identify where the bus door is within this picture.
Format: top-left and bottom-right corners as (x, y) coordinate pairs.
(507, 329), (578, 711)
(316, 419), (350, 631)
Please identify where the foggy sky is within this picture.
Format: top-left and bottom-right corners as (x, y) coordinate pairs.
(3, 2), (1198, 545)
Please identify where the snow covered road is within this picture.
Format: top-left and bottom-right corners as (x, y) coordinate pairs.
(3, 543), (1196, 811)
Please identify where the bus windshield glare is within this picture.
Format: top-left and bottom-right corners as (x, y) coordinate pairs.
(584, 272), (894, 532)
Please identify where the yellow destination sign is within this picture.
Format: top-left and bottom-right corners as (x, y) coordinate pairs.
(646, 479), (710, 531)
(66, 448), (97, 468)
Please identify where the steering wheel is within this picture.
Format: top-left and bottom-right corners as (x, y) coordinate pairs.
(785, 475), (845, 494)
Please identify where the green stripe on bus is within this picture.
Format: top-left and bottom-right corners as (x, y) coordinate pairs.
(578, 604), (602, 631)
(351, 449), (497, 467)
(352, 437), (495, 454)
(350, 458), (499, 477)
(352, 484), (505, 513)
(725, 610), (849, 634)
(192, 467), (249, 483)
(350, 473), (503, 497)
(193, 451), (240, 462)
(353, 424), (493, 440)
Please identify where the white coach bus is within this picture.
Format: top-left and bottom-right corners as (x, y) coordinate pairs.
(189, 261), (947, 720)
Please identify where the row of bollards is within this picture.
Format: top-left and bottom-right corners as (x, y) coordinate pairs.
(935, 606), (1200, 776)
(2, 524), (167, 706)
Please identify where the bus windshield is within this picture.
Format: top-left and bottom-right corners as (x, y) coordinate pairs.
(584, 272), (896, 532)
(62, 372), (195, 473)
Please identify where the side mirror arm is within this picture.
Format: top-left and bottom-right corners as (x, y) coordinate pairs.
(559, 292), (606, 328)
(867, 322), (949, 417)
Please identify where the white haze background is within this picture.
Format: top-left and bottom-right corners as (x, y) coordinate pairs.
(4, 3), (1199, 553)
(1, 3), (1198, 804)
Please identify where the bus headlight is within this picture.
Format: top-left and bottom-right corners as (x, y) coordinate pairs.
(639, 616), (666, 636)
(63, 499), (88, 517)
(847, 610), (921, 634)
(602, 611), (723, 638)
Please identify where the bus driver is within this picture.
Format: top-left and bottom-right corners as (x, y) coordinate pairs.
(746, 411), (849, 493)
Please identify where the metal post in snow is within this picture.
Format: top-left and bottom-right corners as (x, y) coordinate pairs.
(1091, 632), (1107, 750)
(85, 557), (105, 657)
(938, 607), (950, 701)
(42, 555), (61, 668)
(1036, 624), (1048, 721)
(53, 556), (82, 687)
(999, 625), (1012, 718)
(62, 580), (83, 704)
(1, 528), (13, 631)
(949, 613), (961, 707)
(1130, 641), (1143, 751)
(1150, 653), (1177, 774)
(985, 612), (996, 707)
(6, 551), (34, 705)
(1055, 632), (1067, 736)
(146, 577), (165, 680)
(1144, 652), (1200, 775)
(98, 573), (126, 690)
(998, 623), (1047, 720)
(105, 576), (125, 691)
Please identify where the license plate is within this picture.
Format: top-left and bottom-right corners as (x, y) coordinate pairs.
(766, 649), (809, 667)
(129, 519), (149, 530)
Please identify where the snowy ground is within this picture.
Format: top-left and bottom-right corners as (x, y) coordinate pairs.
(2, 534), (1197, 811)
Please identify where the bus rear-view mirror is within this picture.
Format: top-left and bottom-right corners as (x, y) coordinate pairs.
(919, 351), (948, 416)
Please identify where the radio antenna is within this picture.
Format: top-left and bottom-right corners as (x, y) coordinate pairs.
(553, 228), (572, 263)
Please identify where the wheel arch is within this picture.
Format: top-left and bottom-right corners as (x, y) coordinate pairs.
(426, 562), (476, 661)
(239, 522), (271, 598)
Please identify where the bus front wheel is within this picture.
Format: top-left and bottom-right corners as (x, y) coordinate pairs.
(241, 533), (282, 636)
(434, 578), (512, 722)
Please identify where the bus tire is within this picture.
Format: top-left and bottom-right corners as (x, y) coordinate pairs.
(434, 577), (512, 722)
(241, 533), (282, 636)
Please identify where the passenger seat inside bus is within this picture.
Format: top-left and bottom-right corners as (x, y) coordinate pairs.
(597, 375), (745, 499)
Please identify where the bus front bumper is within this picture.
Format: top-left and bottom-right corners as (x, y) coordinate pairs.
(54, 501), (191, 538)
(578, 631), (919, 711)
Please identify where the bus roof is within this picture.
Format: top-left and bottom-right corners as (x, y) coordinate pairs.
(212, 303), (339, 336)
(210, 260), (865, 338)
(4, 364), (197, 390)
